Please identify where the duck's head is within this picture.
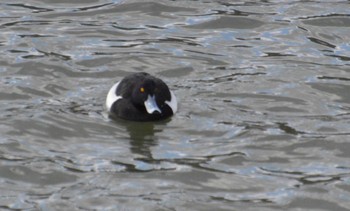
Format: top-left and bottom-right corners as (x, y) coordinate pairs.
(132, 79), (163, 114)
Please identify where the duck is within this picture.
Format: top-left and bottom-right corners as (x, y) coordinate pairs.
(106, 72), (177, 121)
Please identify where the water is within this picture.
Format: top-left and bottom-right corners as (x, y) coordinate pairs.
(1, 0), (350, 210)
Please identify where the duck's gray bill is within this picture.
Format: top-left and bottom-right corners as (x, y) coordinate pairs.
(144, 95), (161, 114)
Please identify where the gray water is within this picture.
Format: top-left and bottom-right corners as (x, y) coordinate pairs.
(1, 0), (350, 210)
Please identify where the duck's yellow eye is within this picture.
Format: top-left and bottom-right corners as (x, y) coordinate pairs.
(140, 87), (145, 93)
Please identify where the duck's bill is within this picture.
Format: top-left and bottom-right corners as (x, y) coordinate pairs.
(144, 95), (161, 114)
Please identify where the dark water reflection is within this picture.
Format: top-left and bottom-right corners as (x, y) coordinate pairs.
(1, 0), (350, 210)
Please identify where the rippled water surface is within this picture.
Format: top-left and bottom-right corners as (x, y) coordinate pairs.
(1, 0), (350, 210)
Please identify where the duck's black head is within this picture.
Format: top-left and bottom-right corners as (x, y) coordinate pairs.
(106, 72), (177, 121)
(131, 78), (164, 114)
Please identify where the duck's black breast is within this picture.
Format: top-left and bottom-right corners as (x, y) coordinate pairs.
(111, 98), (173, 121)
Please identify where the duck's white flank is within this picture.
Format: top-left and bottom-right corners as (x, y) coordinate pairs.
(106, 81), (121, 112)
(166, 91), (178, 114)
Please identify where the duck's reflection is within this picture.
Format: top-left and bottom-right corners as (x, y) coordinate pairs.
(112, 117), (169, 160)
(125, 121), (158, 159)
